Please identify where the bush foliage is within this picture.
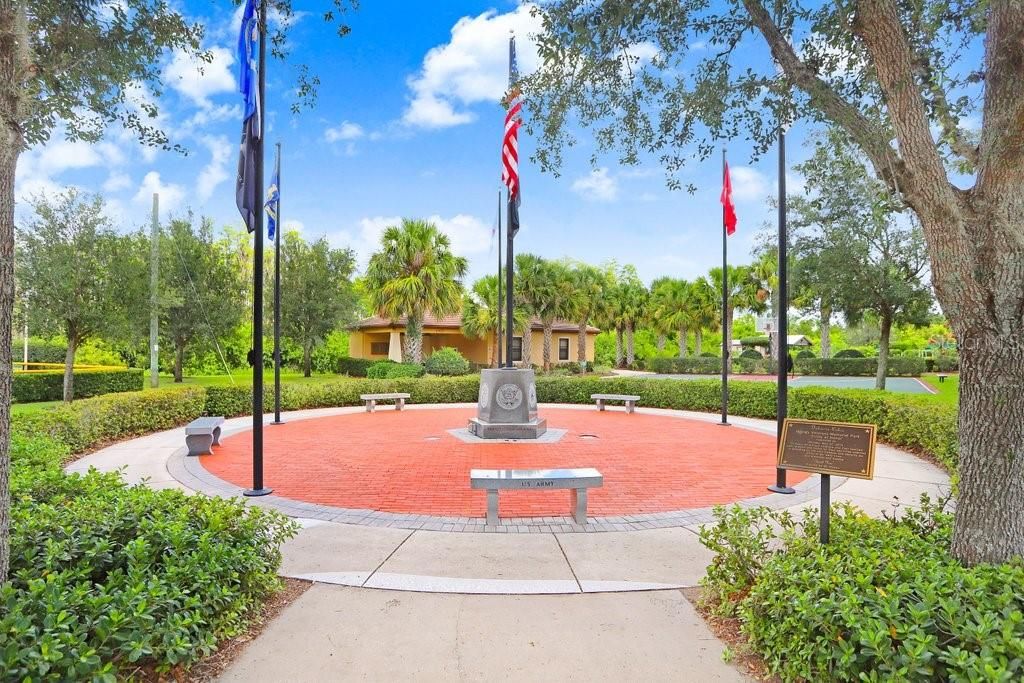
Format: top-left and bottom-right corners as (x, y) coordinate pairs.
(366, 361), (425, 379)
(424, 347), (471, 376)
(700, 499), (1023, 682)
(834, 348), (866, 358)
(2, 388), (297, 679)
(796, 357), (925, 376)
(649, 357), (722, 374)
(336, 356), (376, 377)
(12, 367), (143, 403)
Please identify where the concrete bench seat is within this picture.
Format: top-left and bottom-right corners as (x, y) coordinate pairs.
(470, 468), (604, 525)
(360, 392), (411, 412)
(185, 416), (225, 456)
(590, 393), (641, 414)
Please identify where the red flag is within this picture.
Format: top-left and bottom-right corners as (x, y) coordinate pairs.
(721, 161), (737, 236)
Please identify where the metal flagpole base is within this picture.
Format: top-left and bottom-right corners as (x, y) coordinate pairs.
(270, 419), (285, 425)
(243, 488), (273, 497)
(768, 484), (796, 494)
(716, 421), (731, 427)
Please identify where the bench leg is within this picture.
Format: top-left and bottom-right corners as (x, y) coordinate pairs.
(625, 401), (635, 414)
(212, 426), (222, 446)
(396, 398), (405, 411)
(185, 434), (214, 457)
(365, 400), (375, 413)
(571, 488), (589, 525)
(486, 489), (499, 526)
(596, 399), (605, 411)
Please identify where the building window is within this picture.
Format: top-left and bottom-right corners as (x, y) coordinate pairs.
(558, 337), (570, 361)
(510, 337), (523, 362)
(370, 341), (389, 355)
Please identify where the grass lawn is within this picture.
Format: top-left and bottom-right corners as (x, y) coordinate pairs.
(922, 373), (959, 404)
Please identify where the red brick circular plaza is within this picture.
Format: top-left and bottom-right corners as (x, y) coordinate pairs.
(204, 407), (808, 518)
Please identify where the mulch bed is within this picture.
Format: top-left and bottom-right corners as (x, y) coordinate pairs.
(681, 586), (777, 682)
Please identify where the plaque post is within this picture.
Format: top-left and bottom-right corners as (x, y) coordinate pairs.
(820, 474), (831, 544)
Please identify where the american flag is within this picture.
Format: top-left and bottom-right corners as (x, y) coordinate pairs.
(502, 35), (521, 237)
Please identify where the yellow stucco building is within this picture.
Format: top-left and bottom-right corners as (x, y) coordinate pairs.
(348, 313), (599, 366)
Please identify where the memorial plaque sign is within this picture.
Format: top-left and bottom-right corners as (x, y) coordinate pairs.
(778, 418), (877, 480)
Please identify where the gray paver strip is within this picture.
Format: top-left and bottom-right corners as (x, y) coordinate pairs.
(215, 583), (751, 682)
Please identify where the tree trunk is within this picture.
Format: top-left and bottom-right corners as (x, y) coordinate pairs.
(577, 322), (588, 369)
(174, 340), (185, 382)
(615, 326), (624, 368)
(520, 324), (532, 367)
(625, 321), (635, 366)
(656, 333), (666, 352)
(303, 344), (312, 377)
(875, 311), (891, 390)
(694, 328), (703, 356)
(0, 49), (22, 579)
(819, 306), (832, 359)
(405, 314), (423, 364)
(542, 322), (553, 372)
(677, 327), (687, 358)
(62, 330), (78, 403)
(951, 335), (1024, 565)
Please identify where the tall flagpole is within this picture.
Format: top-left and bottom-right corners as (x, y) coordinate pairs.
(272, 141), (283, 425)
(496, 189), (503, 368)
(720, 149), (730, 426)
(245, 0), (271, 496)
(505, 191), (514, 367)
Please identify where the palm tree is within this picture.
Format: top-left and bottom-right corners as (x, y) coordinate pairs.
(615, 265), (648, 367)
(515, 254), (576, 371)
(365, 219), (468, 363)
(708, 265), (761, 355)
(567, 262), (612, 368)
(647, 277), (678, 352)
(461, 273), (528, 367)
(688, 276), (719, 355)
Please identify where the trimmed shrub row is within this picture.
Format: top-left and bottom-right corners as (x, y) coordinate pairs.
(367, 361), (425, 379)
(336, 356), (376, 377)
(12, 367), (144, 403)
(650, 356), (926, 377)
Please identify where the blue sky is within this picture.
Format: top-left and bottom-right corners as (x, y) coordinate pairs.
(15, 1), (813, 287)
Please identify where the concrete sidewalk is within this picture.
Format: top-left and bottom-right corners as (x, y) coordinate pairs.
(217, 584), (748, 682)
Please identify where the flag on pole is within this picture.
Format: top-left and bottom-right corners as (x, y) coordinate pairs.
(721, 160), (737, 236)
(502, 35), (522, 238)
(265, 147), (280, 242)
(235, 0), (260, 233)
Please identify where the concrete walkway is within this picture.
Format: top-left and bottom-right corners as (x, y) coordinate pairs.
(67, 404), (950, 681)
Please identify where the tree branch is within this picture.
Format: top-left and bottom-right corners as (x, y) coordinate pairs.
(740, 0), (907, 193)
(849, 0), (955, 205)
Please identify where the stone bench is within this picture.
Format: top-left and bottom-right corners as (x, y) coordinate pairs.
(360, 392), (411, 412)
(470, 468), (604, 525)
(591, 393), (641, 414)
(185, 416), (225, 456)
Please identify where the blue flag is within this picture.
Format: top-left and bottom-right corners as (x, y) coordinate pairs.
(265, 147), (280, 242)
(235, 0), (260, 233)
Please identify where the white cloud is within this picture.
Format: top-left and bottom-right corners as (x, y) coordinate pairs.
(103, 171), (133, 193)
(282, 219), (304, 234)
(332, 213), (491, 271)
(164, 46), (236, 107)
(324, 121), (365, 142)
(402, 4), (541, 129)
(196, 135), (233, 201)
(14, 136), (126, 202)
(133, 171), (185, 216)
(426, 213), (491, 256)
(571, 167), (619, 202)
(730, 166), (770, 202)
(184, 103), (241, 129)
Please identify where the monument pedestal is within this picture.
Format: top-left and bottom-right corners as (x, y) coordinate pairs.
(469, 368), (546, 439)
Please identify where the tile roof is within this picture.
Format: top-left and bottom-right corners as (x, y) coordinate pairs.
(353, 312), (599, 333)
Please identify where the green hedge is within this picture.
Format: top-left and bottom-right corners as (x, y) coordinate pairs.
(336, 357), (376, 377)
(700, 500), (1022, 681)
(424, 347), (471, 376)
(649, 357), (722, 374)
(14, 385), (206, 454)
(12, 367), (144, 403)
(795, 357), (925, 377)
(367, 361), (425, 379)
(3, 387), (296, 680)
(834, 348), (866, 358)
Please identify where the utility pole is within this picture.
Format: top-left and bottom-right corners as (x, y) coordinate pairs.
(149, 193), (159, 388)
